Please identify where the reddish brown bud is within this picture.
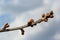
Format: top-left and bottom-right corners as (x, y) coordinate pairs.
(4, 23), (9, 28)
(42, 14), (45, 18)
(46, 13), (50, 18)
(2, 23), (9, 30)
(50, 11), (54, 15)
(28, 19), (34, 27)
(50, 15), (54, 18)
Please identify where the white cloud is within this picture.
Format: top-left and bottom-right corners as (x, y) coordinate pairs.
(0, 0), (43, 15)
(54, 33), (60, 40)
(43, 0), (50, 5)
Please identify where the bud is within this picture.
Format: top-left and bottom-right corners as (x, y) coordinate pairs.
(4, 23), (9, 28)
(3, 23), (9, 30)
(50, 15), (54, 18)
(46, 13), (50, 18)
(50, 11), (54, 15)
(42, 14), (45, 18)
(28, 19), (34, 27)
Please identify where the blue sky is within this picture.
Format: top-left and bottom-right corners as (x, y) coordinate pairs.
(0, 0), (60, 40)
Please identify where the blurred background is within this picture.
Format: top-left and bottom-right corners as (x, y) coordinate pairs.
(0, 0), (60, 40)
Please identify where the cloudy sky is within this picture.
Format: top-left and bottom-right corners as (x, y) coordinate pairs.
(0, 0), (60, 40)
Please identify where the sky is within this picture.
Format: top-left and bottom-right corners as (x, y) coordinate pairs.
(0, 0), (60, 40)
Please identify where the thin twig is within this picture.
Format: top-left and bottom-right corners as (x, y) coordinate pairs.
(0, 19), (43, 32)
(0, 11), (54, 35)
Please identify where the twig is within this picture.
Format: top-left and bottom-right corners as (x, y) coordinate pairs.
(0, 11), (54, 35)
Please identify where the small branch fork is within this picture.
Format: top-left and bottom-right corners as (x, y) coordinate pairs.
(0, 11), (54, 35)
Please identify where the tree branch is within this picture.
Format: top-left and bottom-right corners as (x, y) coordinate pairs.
(0, 11), (54, 35)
